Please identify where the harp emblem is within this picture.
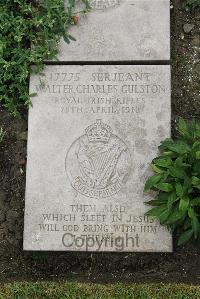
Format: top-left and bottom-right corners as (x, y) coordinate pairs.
(66, 120), (131, 198)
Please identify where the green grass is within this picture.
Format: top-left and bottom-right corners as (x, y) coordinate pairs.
(0, 282), (199, 299)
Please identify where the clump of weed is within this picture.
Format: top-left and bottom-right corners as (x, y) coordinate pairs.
(0, 0), (90, 116)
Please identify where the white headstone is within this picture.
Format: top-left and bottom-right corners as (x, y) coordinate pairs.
(24, 65), (172, 252)
(54, 0), (170, 61)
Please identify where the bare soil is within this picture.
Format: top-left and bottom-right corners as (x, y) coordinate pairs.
(0, 1), (200, 284)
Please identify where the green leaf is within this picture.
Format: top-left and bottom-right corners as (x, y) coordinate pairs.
(154, 157), (172, 168)
(192, 141), (200, 150)
(155, 183), (173, 192)
(196, 151), (200, 159)
(192, 216), (200, 239)
(159, 138), (174, 148)
(184, 217), (192, 230)
(175, 183), (183, 198)
(178, 229), (193, 246)
(183, 176), (192, 193)
(29, 92), (37, 97)
(145, 205), (166, 217)
(157, 193), (169, 201)
(165, 207), (186, 225)
(150, 164), (164, 174)
(178, 117), (190, 139)
(159, 209), (171, 224)
(169, 166), (186, 179)
(193, 161), (200, 176)
(192, 176), (200, 190)
(190, 198), (200, 206)
(174, 156), (183, 167)
(163, 169), (170, 181)
(188, 207), (195, 219)
(192, 176), (200, 185)
(167, 192), (178, 210)
(160, 138), (191, 154)
(174, 141), (191, 154)
(144, 174), (162, 191)
(179, 197), (189, 212)
(163, 151), (175, 158)
(188, 208), (200, 239)
(194, 123), (200, 138)
(145, 199), (167, 206)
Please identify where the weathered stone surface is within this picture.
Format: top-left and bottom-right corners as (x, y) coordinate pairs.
(24, 65), (172, 251)
(55, 0), (170, 61)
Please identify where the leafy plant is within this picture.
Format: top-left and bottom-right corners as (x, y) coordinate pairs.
(145, 118), (200, 245)
(184, 0), (200, 10)
(0, 127), (5, 143)
(0, 0), (90, 116)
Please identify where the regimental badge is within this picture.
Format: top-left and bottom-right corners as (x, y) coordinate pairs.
(66, 120), (131, 198)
